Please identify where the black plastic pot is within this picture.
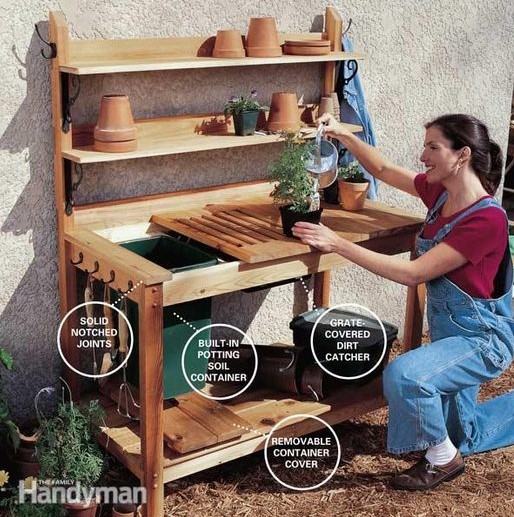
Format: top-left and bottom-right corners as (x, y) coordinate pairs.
(279, 205), (323, 237)
(323, 181), (339, 204)
(232, 110), (259, 136)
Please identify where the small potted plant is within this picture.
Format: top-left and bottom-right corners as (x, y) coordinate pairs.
(36, 400), (105, 517)
(269, 132), (323, 237)
(337, 161), (370, 211)
(0, 348), (43, 485)
(223, 89), (268, 136)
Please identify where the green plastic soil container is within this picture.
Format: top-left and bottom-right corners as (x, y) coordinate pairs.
(120, 235), (217, 399)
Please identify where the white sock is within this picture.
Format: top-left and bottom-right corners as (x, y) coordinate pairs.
(425, 436), (458, 466)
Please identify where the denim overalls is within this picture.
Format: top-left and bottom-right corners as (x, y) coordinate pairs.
(383, 191), (514, 455)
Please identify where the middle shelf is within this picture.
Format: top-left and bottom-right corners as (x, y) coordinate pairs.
(64, 112), (363, 164)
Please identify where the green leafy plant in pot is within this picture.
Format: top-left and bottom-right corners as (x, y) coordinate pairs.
(0, 348), (43, 487)
(0, 347), (18, 451)
(269, 132), (323, 237)
(224, 90), (268, 136)
(36, 399), (105, 517)
(337, 161), (370, 211)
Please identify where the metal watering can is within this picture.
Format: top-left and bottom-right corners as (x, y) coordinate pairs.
(304, 125), (338, 211)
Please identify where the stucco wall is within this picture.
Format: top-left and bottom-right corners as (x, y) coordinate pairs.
(1, 0), (513, 420)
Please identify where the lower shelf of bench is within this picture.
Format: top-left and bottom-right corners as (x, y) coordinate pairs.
(94, 376), (385, 483)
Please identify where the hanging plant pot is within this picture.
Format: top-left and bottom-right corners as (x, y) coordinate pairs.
(338, 179), (369, 211)
(279, 205), (323, 238)
(232, 110), (259, 136)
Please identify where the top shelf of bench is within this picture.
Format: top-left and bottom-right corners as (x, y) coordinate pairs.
(61, 50), (365, 75)
(52, 16), (365, 75)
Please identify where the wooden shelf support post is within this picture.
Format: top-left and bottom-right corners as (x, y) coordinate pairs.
(312, 7), (344, 308)
(49, 11), (82, 398)
(138, 284), (164, 517)
(403, 236), (426, 351)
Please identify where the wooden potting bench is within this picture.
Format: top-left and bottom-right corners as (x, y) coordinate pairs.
(48, 8), (426, 516)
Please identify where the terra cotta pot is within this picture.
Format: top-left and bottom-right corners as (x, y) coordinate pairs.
(63, 497), (99, 517)
(113, 503), (139, 516)
(212, 29), (245, 58)
(317, 96), (334, 119)
(338, 179), (370, 211)
(267, 92), (301, 133)
(94, 94), (137, 152)
(246, 17), (282, 57)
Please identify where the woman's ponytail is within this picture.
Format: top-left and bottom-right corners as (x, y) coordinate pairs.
(485, 139), (504, 195)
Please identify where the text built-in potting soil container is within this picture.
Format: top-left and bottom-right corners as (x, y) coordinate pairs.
(290, 308), (398, 382)
(120, 235), (217, 399)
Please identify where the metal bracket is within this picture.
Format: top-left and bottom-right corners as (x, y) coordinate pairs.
(65, 161), (84, 216)
(62, 74), (80, 133)
(335, 59), (359, 103)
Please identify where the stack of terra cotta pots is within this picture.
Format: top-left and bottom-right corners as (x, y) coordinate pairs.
(94, 95), (137, 152)
(211, 17), (282, 58)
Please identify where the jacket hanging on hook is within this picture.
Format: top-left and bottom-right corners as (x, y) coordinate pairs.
(336, 35), (379, 200)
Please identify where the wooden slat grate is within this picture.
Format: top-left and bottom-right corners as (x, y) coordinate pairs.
(151, 199), (424, 264)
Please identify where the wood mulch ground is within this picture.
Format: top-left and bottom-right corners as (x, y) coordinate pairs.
(102, 339), (514, 517)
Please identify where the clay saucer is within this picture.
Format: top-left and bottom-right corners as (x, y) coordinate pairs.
(283, 39), (331, 47)
(283, 45), (330, 56)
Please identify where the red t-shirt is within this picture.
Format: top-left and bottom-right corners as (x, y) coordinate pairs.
(414, 173), (506, 298)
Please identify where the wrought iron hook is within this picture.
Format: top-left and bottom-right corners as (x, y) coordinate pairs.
(342, 18), (353, 36)
(118, 280), (134, 296)
(70, 251), (84, 265)
(102, 270), (116, 285)
(85, 260), (100, 275)
(34, 23), (57, 59)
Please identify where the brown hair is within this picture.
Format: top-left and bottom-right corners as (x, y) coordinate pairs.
(425, 114), (504, 195)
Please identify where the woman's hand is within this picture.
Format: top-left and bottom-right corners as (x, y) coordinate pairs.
(292, 221), (345, 253)
(317, 112), (353, 141)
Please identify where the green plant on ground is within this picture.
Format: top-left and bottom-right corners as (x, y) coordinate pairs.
(223, 89), (268, 115)
(0, 346), (19, 450)
(337, 160), (368, 183)
(0, 496), (66, 517)
(269, 132), (315, 213)
(36, 399), (105, 498)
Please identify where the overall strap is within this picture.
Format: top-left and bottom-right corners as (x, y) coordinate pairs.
(420, 190), (449, 232)
(433, 196), (504, 243)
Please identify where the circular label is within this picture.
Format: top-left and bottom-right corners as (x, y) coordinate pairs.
(57, 301), (133, 379)
(181, 323), (258, 401)
(264, 414), (341, 491)
(310, 303), (388, 381)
